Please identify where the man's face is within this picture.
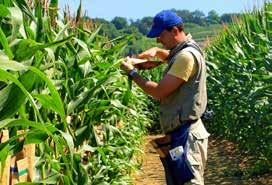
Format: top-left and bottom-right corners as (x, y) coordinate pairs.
(156, 29), (176, 50)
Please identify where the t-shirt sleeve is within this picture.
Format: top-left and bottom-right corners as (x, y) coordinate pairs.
(167, 51), (196, 82)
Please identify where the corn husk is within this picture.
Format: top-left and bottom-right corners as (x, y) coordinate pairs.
(126, 57), (148, 65)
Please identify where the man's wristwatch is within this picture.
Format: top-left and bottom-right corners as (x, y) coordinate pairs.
(128, 68), (138, 79)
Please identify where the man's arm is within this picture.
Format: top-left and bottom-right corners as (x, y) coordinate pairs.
(129, 47), (169, 70)
(131, 73), (185, 100)
(138, 47), (169, 61)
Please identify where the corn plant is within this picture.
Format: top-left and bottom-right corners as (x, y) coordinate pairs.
(0, 0), (151, 184)
(205, 1), (272, 174)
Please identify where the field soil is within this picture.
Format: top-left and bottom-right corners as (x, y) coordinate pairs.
(132, 135), (272, 185)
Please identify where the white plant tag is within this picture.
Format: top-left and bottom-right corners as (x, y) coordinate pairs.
(169, 146), (184, 161)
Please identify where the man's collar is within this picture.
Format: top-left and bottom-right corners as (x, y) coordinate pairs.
(170, 33), (192, 50)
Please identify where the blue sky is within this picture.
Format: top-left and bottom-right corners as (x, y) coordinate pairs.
(59, 0), (264, 21)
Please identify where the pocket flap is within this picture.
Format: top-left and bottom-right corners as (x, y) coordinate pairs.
(187, 154), (200, 165)
(190, 120), (210, 139)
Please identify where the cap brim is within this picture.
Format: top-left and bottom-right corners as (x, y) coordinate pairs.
(147, 26), (164, 38)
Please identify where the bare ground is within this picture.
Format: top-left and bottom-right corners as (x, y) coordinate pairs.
(132, 135), (272, 185)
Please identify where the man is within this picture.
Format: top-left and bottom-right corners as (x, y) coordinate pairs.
(121, 10), (210, 185)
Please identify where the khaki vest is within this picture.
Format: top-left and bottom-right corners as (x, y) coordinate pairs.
(160, 41), (207, 134)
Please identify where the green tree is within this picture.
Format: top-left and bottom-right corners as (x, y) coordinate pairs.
(207, 10), (220, 24)
(111, 16), (128, 30)
(93, 18), (120, 38)
(192, 10), (206, 25)
(174, 9), (193, 23)
(220, 13), (241, 23)
(131, 17), (153, 35)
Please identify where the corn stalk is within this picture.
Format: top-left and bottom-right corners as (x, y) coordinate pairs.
(205, 1), (272, 174)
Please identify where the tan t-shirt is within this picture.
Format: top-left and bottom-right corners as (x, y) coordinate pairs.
(167, 51), (197, 81)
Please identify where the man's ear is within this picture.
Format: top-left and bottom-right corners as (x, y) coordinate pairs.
(172, 26), (180, 35)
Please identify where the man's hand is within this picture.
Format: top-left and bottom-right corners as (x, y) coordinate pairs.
(120, 60), (134, 74)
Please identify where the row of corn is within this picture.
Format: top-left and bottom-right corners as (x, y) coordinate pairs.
(205, 1), (271, 175)
(0, 0), (153, 184)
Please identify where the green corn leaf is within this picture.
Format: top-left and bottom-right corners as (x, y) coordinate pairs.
(1, 0), (11, 6)
(0, 27), (14, 59)
(0, 119), (57, 136)
(122, 79), (132, 106)
(22, 19), (35, 39)
(13, 39), (39, 60)
(16, 169), (61, 184)
(44, 16), (54, 42)
(75, 125), (90, 146)
(35, 0), (43, 42)
(0, 143), (10, 173)
(97, 147), (107, 164)
(0, 54), (27, 71)
(0, 4), (10, 17)
(14, 0), (36, 21)
(33, 94), (62, 117)
(0, 69), (41, 121)
(25, 129), (49, 144)
(59, 130), (74, 158)
(67, 89), (90, 115)
(0, 60), (39, 120)
(65, 41), (78, 57)
(0, 118), (15, 128)
(88, 25), (102, 44)
(78, 54), (93, 65)
(0, 86), (11, 112)
(8, 7), (23, 24)
(29, 67), (65, 120)
(67, 76), (108, 114)
(74, 38), (90, 54)
(110, 99), (126, 109)
(14, 36), (73, 60)
(55, 21), (71, 41)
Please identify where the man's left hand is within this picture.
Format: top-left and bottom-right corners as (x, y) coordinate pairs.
(121, 61), (134, 74)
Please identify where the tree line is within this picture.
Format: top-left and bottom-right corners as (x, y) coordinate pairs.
(88, 9), (240, 54)
(91, 9), (240, 38)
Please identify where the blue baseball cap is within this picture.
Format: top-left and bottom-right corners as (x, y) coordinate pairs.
(147, 10), (183, 38)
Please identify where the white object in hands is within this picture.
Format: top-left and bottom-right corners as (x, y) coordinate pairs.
(169, 146), (184, 161)
(126, 57), (148, 65)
